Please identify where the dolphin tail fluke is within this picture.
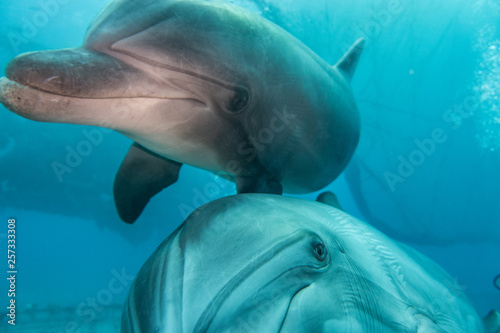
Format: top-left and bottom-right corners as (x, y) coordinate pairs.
(484, 310), (500, 333)
(316, 191), (343, 210)
(334, 38), (365, 82)
(114, 143), (182, 223)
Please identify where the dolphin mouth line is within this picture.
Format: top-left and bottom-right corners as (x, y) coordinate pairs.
(1, 45), (235, 103)
(0, 76), (205, 106)
(277, 284), (310, 332)
(194, 230), (327, 332)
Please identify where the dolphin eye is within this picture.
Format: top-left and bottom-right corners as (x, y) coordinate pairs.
(313, 242), (327, 261)
(228, 87), (249, 113)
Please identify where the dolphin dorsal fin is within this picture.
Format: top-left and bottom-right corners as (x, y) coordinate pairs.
(334, 38), (365, 82)
(483, 310), (500, 333)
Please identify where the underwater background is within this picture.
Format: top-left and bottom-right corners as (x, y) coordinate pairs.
(0, 0), (499, 331)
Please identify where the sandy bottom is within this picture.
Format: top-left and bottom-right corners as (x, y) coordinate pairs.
(3, 304), (122, 332)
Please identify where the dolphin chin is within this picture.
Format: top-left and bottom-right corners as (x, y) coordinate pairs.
(121, 194), (494, 333)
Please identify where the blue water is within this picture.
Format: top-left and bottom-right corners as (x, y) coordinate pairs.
(0, 0), (499, 330)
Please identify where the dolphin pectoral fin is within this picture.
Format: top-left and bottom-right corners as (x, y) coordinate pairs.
(114, 143), (182, 224)
(236, 177), (283, 195)
(316, 191), (343, 210)
(334, 38), (365, 82)
(483, 310), (500, 333)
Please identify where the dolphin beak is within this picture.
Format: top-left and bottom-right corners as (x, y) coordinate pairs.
(0, 48), (142, 126)
(0, 47), (215, 129)
(0, 48), (183, 128)
(4, 48), (138, 99)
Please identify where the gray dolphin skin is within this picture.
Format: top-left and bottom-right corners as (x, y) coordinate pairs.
(0, 0), (364, 223)
(121, 194), (499, 333)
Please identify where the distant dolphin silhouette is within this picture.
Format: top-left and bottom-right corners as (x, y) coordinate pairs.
(0, 0), (364, 223)
(121, 193), (499, 332)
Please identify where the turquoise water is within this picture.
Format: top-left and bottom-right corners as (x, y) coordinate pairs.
(0, 0), (499, 331)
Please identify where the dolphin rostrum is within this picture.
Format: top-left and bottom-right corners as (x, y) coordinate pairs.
(0, 0), (364, 223)
(121, 193), (499, 332)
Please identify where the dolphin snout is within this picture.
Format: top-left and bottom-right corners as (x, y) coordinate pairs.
(5, 48), (137, 98)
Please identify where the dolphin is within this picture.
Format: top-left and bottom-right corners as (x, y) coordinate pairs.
(121, 193), (499, 332)
(0, 0), (364, 223)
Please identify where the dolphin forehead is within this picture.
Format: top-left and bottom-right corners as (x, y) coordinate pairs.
(84, 0), (177, 50)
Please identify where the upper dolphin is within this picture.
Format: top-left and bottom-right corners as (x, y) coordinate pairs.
(121, 193), (498, 332)
(0, 0), (364, 223)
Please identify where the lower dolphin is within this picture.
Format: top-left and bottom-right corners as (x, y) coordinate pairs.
(0, 0), (364, 223)
(121, 194), (498, 332)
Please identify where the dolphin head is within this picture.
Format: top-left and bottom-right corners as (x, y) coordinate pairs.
(0, 0), (363, 194)
(122, 194), (333, 332)
(121, 194), (485, 332)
